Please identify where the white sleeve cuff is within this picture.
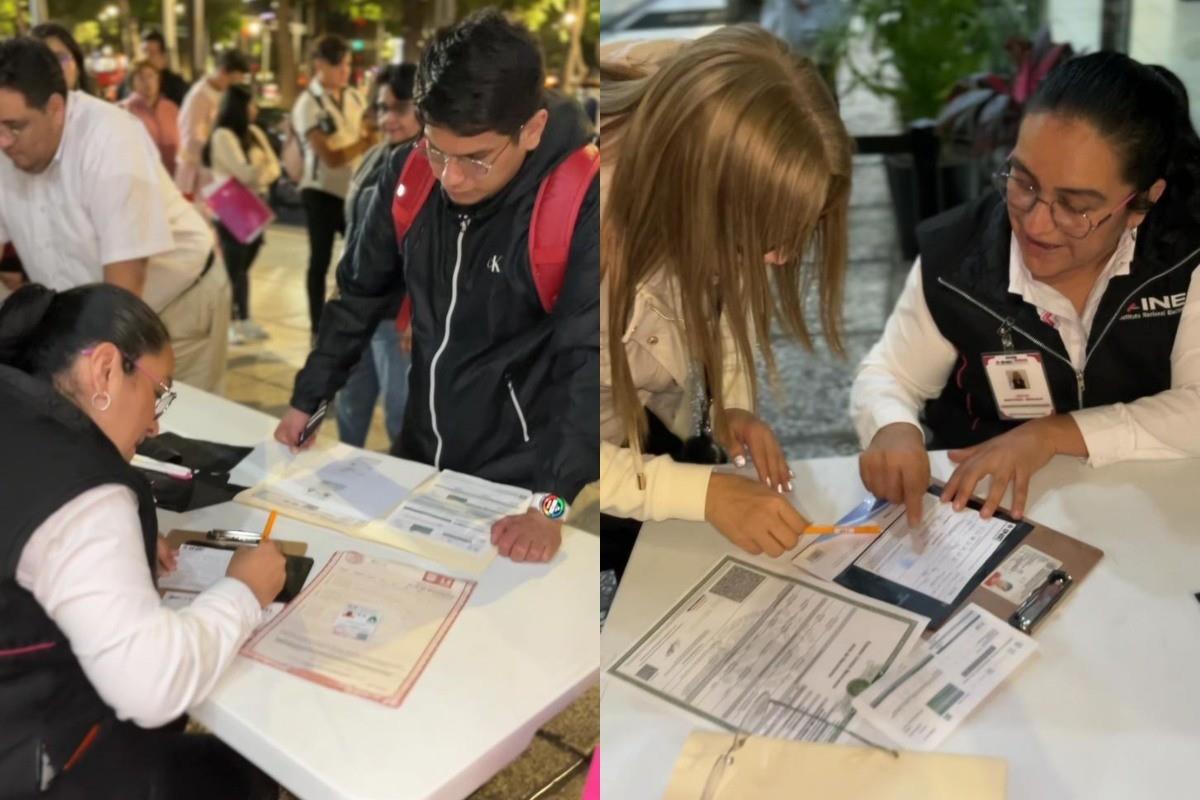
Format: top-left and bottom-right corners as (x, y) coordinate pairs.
(1069, 405), (1135, 467)
(856, 400), (925, 448)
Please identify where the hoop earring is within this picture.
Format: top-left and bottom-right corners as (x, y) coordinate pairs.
(91, 391), (111, 412)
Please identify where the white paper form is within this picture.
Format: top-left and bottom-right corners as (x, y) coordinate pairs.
(369, 471), (532, 573)
(159, 543), (235, 593)
(609, 557), (928, 744)
(854, 494), (1018, 604)
(236, 442), (430, 534)
(852, 603), (1037, 750)
(793, 498), (904, 582)
(242, 551), (475, 707)
(158, 545), (284, 625)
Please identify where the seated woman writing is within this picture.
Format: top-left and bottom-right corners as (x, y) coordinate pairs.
(0, 283), (284, 798)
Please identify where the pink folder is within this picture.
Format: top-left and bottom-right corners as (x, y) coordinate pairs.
(202, 177), (275, 244)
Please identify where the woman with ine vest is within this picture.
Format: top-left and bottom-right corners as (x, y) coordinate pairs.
(852, 52), (1200, 525)
(0, 284), (283, 797)
(599, 26), (854, 566)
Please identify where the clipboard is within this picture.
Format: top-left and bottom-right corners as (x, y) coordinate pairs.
(163, 529), (314, 603)
(833, 484), (1102, 632)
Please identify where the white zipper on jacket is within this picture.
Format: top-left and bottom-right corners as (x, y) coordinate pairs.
(937, 242), (1200, 409)
(506, 376), (531, 443)
(429, 216), (470, 468)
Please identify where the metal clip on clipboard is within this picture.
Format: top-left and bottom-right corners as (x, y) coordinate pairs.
(1009, 569), (1073, 633)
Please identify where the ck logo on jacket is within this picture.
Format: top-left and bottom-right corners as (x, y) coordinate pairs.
(487, 255), (502, 274)
(1119, 291), (1188, 321)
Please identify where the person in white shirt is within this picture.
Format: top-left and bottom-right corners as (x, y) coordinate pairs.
(851, 52), (1200, 525)
(291, 34), (372, 334)
(0, 283), (283, 798)
(174, 49), (249, 200)
(0, 37), (231, 392)
(203, 84), (281, 345)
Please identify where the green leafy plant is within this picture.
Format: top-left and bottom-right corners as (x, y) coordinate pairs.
(846, 0), (994, 124)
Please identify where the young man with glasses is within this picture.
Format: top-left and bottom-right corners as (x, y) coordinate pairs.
(0, 37), (230, 392)
(850, 52), (1200, 526)
(276, 10), (599, 563)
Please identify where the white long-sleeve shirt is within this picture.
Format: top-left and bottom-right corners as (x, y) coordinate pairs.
(850, 230), (1200, 467)
(16, 485), (262, 728)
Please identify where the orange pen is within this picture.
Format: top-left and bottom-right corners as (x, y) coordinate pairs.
(261, 510), (278, 543)
(802, 524), (881, 536)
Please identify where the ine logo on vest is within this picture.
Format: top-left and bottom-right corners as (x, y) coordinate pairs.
(1120, 292), (1188, 321)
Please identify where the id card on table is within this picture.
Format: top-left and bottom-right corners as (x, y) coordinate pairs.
(982, 352), (1054, 420)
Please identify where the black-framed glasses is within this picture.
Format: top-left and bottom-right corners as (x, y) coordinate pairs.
(80, 347), (176, 419)
(993, 169), (1137, 240)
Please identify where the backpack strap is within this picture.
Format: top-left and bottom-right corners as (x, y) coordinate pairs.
(528, 144), (600, 313)
(393, 142), (437, 332)
(394, 142), (600, 331)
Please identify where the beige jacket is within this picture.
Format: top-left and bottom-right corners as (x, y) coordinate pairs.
(598, 35), (754, 524)
(600, 270), (754, 523)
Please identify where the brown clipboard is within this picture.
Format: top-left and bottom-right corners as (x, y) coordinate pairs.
(835, 483), (1103, 635)
(957, 511), (1102, 634)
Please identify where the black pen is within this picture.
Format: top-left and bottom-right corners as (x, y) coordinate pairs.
(297, 399), (328, 446)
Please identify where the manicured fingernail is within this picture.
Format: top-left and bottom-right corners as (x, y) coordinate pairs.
(777, 484), (784, 493)
(734, 455), (746, 468)
(787, 482), (793, 492)
(788, 469), (795, 478)
(765, 476), (772, 486)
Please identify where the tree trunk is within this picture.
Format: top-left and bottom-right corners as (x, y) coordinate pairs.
(277, 0), (299, 108)
(118, 0), (138, 59)
(401, 0), (425, 63)
(562, 0), (587, 95)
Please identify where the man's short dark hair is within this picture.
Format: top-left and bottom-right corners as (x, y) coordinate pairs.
(311, 35), (350, 66)
(0, 37), (67, 110)
(142, 30), (167, 50)
(415, 9), (545, 138)
(216, 49), (250, 74)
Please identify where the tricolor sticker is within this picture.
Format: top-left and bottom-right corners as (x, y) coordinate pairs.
(540, 494), (567, 520)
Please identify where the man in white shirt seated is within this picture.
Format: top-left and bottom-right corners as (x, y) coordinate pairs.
(0, 37), (230, 391)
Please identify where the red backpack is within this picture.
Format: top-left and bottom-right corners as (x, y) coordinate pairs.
(391, 139), (600, 331)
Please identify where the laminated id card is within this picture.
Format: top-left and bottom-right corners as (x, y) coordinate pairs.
(982, 351), (1054, 420)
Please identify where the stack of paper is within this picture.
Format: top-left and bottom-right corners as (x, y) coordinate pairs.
(852, 603), (1038, 750)
(236, 442), (530, 572)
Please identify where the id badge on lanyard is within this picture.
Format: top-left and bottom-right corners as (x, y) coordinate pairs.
(982, 321), (1055, 420)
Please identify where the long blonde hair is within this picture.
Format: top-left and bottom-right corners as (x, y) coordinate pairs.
(601, 25), (853, 454)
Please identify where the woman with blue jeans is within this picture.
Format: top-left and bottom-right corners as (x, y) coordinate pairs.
(336, 64), (420, 447)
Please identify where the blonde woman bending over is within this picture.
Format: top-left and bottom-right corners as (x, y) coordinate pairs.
(600, 26), (854, 561)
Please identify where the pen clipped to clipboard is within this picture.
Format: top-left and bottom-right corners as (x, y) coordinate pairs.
(798, 484), (1102, 635)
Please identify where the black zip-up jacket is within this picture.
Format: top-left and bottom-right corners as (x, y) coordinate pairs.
(0, 366), (159, 794)
(292, 94), (599, 503)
